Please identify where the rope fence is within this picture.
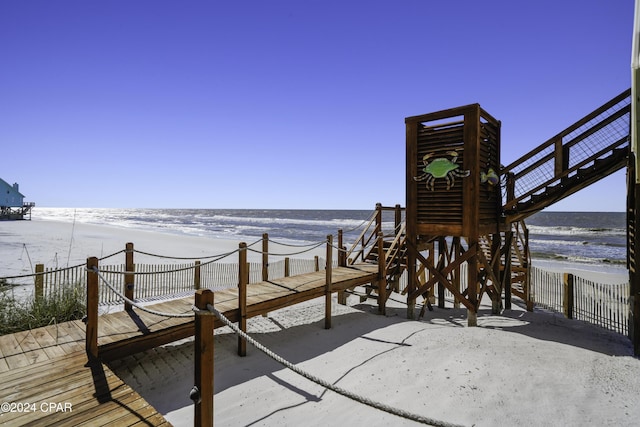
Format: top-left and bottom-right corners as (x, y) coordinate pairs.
(198, 298), (464, 427)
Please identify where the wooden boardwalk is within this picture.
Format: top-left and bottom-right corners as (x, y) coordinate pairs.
(0, 322), (171, 426)
(97, 263), (378, 360)
(0, 262), (378, 426)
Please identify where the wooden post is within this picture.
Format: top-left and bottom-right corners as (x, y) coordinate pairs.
(194, 289), (214, 427)
(124, 242), (134, 312)
(86, 257), (99, 360)
(194, 261), (201, 290)
(467, 240), (478, 327)
(503, 230), (513, 310)
(524, 227), (534, 311)
(375, 203), (382, 235)
(284, 257), (290, 277)
(394, 204), (402, 231)
(337, 229), (347, 305)
(35, 264), (44, 302)
(506, 172), (516, 211)
(314, 255), (319, 272)
(262, 233), (269, 282)
(325, 235), (333, 329)
(377, 232), (386, 315)
(491, 233), (502, 314)
(437, 237), (446, 309)
(337, 229), (345, 267)
(238, 242), (247, 356)
(563, 273), (574, 319)
(451, 238), (460, 308)
(554, 137), (564, 178)
(406, 245), (416, 320)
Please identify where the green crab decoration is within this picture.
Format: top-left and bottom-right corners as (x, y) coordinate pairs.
(414, 150), (471, 191)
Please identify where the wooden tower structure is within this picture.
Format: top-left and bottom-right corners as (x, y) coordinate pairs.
(405, 104), (503, 324)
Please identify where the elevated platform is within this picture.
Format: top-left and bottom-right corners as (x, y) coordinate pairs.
(97, 263), (378, 361)
(0, 262), (378, 425)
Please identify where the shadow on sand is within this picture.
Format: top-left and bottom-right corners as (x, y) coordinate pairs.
(109, 293), (634, 417)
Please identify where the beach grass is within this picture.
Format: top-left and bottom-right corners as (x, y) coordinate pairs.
(0, 279), (86, 335)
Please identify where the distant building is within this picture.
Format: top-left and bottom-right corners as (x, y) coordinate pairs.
(0, 177), (34, 220)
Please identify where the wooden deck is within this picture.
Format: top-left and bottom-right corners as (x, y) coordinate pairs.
(98, 263), (378, 360)
(0, 323), (171, 426)
(0, 262), (378, 426)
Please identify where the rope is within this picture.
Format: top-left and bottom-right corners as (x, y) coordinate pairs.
(267, 237), (326, 248)
(0, 250), (126, 281)
(94, 251), (235, 276)
(131, 237), (263, 261)
(133, 247), (239, 261)
(205, 304), (464, 427)
(91, 267), (195, 318)
(341, 211), (376, 234)
(247, 240), (326, 257)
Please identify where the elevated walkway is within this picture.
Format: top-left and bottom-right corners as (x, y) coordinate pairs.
(94, 263), (378, 361)
(0, 261), (378, 425)
(502, 89), (631, 222)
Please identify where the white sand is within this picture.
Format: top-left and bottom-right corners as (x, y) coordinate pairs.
(2, 219), (639, 426)
(0, 219), (327, 280)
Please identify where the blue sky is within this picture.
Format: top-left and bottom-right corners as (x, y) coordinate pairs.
(0, 1), (633, 210)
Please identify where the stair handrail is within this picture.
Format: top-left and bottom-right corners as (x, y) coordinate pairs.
(501, 89), (631, 213)
(384, 221), (407, 273)
(512, 220), (530, 270)
(505, 134), (629, 212)
(345, 210), (379, 264)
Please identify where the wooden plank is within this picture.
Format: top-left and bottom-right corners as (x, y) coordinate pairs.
(0, 352), (9, 373)
(94, 264), (377, 358)
(0, 331), (26, 357)
(0, 352), (169, 427)
(33, 327), (68, 360)
(0, 353), (87, 394)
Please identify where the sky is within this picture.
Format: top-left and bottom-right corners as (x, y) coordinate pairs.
(0, 1), (634, 210)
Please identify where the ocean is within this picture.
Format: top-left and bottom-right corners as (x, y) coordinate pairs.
(31, 208), (626, 269)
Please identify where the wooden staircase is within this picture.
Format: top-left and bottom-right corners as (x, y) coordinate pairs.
(358, 223), (408, 304)
(478, 220), (531, 309)
(344, 206), (408, 306)
(495, 89), (631, 308)
(503, 89), (631, 223)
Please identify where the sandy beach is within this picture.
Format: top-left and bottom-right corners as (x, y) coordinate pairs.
(1, 219), (639, 426)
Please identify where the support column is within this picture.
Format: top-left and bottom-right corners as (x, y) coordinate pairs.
(503, 229), (513, 310)
(467, 239), (478, 327)
(491, 233), (502, 314)
(406, 240), (417, 320)
(437, 237), (446, 309)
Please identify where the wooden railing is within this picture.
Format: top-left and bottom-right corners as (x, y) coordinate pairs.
(502, 89), (631, 220)
(345, 203), (405, 265)
(20, 242), (327, 306)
